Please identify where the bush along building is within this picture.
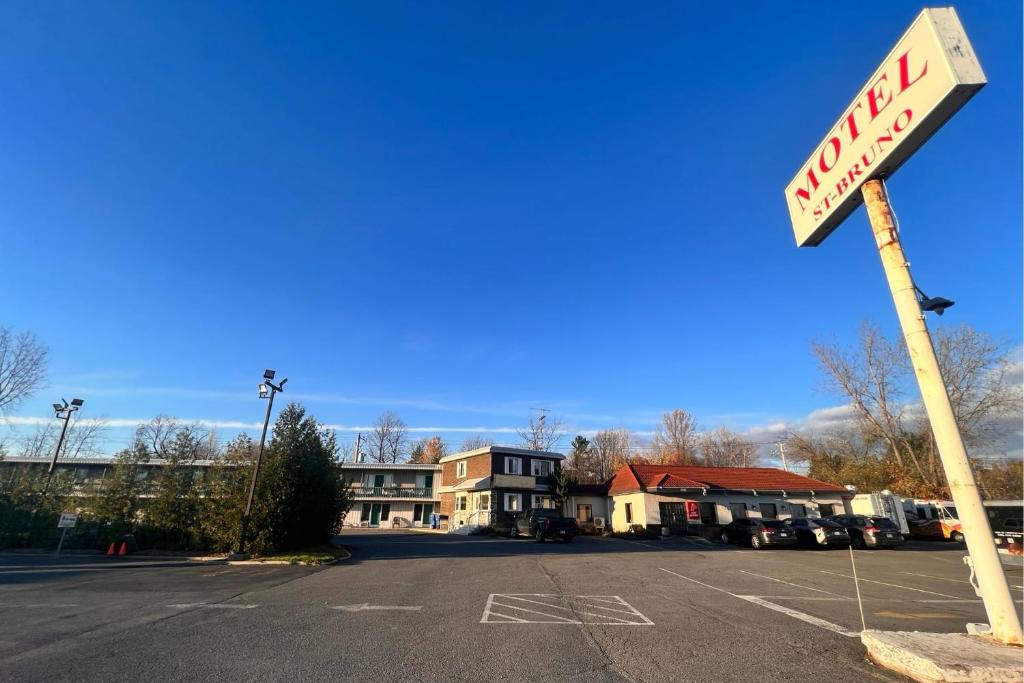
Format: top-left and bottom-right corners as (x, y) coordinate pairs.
(437, 446), (564, 533)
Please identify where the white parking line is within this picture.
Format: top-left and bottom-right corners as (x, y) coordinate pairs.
(738, 570), (852, 599)
(818, 570), (963, 599)
(737, 596), (858, 637)
(901, 571), (1024, 590)
(658, 568), (857, 637)
(168, 603), (259, 609)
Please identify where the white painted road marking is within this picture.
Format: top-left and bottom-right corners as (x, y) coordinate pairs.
(818, 570), (963, 599)
(168, 603), (259, 609)
(480, 594), (653, 625)
(659, 568), (857, 637)
(330, 604), (422, 612)
(738, 569), (852, 599)
(901, 571), (1024, 590)
(736, 596), (858, 637)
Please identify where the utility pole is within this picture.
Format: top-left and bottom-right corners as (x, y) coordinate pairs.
(777, 442), (788, 472)
(354, 432), (362, 463)
(236, 369), (287, 558)
(863, 179), (1021, 646)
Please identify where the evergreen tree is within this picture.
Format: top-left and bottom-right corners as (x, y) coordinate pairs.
(247, 403), (351, 553)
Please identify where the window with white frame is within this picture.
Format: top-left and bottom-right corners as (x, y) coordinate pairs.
(456, 495), (467, 511)
(479, 493), (490, 511)
(456, 460), (467, 478)
(504, 493), (521, 512)
(531, 459), (552, 477)
(505, 457), (522, 475)
(532, 495), (554, 509)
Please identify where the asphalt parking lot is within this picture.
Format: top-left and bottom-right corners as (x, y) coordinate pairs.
(1, 531), (1021, 682)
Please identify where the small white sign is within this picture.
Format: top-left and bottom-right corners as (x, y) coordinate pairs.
(57, 513), (78, 529)
(785, 8), (986, 247)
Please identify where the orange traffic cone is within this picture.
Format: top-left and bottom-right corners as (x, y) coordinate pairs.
(118, 542), (128, 556)
(107, 542), (116, 556)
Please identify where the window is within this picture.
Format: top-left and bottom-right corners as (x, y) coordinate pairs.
(505, 493), (521, 512)
(380, 504), (391, 521)
(729, 503), (746, 520)
(505, 457), (522, 475)
(625, 502), (633, 524)
(577, 504), (593, 523)
(424, 473), (433, 490)
(699, 502), (717, 525)
(531, 459), (552, 477)
(478, 493), (490, 511)
(790, 504), (807, 518)
(760, 503), (778, 519)
(456, 461), (467, 478)
(818, 503), (835, 517)
(360, 503), (371, 522)
(533, 495), (554, 509)
(456, 495), (467, 511)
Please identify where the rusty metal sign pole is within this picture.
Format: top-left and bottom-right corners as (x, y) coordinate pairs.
(862, 178), (1022, 646)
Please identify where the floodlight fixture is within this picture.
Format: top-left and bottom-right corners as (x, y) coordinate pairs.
(263, 369), (276, 380)
(258, 383), (270, 399)
(52, 403), (63, 413)
(70, 398), (84, 407)
(915, 285), (955, 316)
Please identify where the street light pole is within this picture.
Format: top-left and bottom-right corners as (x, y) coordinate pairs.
(41, 398), (84, 499)
(236, 370), (286, 557)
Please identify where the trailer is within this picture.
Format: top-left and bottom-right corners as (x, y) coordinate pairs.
(902, 499), (963, 541)
(985, 500), (1023, 559)
(850, 492), (910, 535)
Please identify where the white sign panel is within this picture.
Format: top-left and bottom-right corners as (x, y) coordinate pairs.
(57, 513), (78, 529)
(786, 7), (986, 247)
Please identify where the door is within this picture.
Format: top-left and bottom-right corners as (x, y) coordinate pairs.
(372, 474), (385, 494)
(370, 503), (381, 526)
(659, 502), (687, 534)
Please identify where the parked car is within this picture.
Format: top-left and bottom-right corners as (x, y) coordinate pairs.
(785, 517), (850, 548)
(719, 518), (797, 549)
(510, 508), (577, 543)
(827, 514), (904, 549)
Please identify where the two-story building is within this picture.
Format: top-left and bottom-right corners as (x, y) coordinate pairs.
(340, 462), (441, 528)
(437, 446), (564, 532)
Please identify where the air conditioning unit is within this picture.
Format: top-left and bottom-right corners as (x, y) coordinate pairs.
(594, 517), (606, 529)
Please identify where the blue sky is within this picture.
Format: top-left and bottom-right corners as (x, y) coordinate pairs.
(1, 2), (1020, 456)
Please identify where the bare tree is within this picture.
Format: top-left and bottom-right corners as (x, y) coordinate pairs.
(651, 409), (699, 465)
(17, 417), (109, 460)
(590, 428), (632, 482)
(812, 321), (1021, 494)
(699, 427), (758, 467)
(134, 416), (213, 462)
(517, 414), (563, 451)
(459, 435), (493, 452)
(0, 327), (48, 414)
(367, 411), (407, 463)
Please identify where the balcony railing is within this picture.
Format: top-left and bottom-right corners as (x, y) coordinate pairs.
(350, 486), (434, 499)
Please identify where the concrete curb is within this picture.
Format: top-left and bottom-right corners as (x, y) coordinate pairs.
(861, 630), (1023, 683)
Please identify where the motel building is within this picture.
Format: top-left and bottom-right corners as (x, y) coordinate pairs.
(437, 446), (564, 533)
(606, 464), (854, 536)
(340, 462), (442, 528)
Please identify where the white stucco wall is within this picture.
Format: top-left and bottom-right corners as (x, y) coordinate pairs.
(608, 491), (850, 529)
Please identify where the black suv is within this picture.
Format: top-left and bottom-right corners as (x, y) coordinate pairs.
(719, 518), (797, 549)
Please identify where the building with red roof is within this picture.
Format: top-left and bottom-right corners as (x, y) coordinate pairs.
(606, 463), (853, 535)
